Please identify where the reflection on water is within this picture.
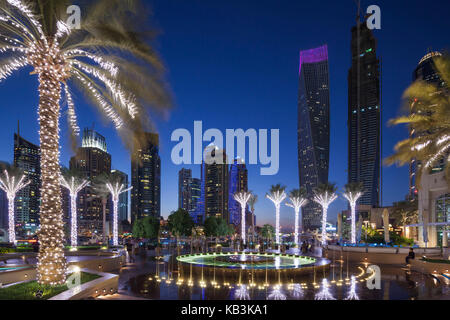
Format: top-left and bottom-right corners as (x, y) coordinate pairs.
(127, 254), (449, 300)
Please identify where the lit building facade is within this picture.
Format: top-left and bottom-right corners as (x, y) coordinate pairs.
(131, 133), (161, 223)
(69, 128), (111, 236)
(297, 44), (330, 230)
(348, 21), (381, 207)
(14, 131), (40, 234)
(178, 168), (192, 211)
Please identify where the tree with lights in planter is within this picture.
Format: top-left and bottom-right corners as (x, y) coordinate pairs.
(0, 167), (29, 244)
(0, 0), (171, 285)
(60, 168), (89, 248)
(233, 191), (252, 245)
(285, 188), (308, 246)
(313, 183), (338, 246)
(266, 184), (286, 246)
(343, 182), (364, 244)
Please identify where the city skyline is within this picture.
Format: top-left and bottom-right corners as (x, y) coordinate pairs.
(0, 0), (448, 228)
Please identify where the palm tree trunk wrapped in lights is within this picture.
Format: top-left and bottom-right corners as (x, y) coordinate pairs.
(343, 182), (364, 244)
(285, 188), (308, 246)
(60, 174), (89, 248)
(266, 184), (286, 245)
(233, 191), (252, 245)
(0, 169), (30, 244)
(313, 183), (338, 246)
(0, 0), (171, 285)
(106, 182), (132, 246)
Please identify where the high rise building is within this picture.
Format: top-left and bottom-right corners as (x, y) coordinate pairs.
(297, 44), (330, 230)
(178, 168), (192, 211)
(70, 128), (111, 235)
(111, 169), (129, 222)
(228, 159), (248, 226)
(131, 133), (161, 222)
(192, 145), (228, 224)
(189, 178), (201, 213)
(347, 20), (381, 207)
(409, 51), (444, 198)
(14, 128), (40, 234)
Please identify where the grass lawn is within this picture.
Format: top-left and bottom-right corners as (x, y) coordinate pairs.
(0, 272), (101, 300)
(420, 257), (450, 265)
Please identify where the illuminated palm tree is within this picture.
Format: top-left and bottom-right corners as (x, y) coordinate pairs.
(285, 188), (308, 246)
(313, 183), (338, 246)
(343, 182), (364, 244)
(0, 167), (29, 244)
(0, 0), (170, 285)
(60, 168), (89, 248)
(386, 55), (450, 186)
(233, 191), (252, 245)
(266, 184), (286, 245)
(248, 192), (258, 243)
(105, 173), (132, 246)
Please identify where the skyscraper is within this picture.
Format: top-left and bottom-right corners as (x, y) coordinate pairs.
(348, 20), (381, 207)
(70, 128), (111, 235)
(178, 168), (192, 211)
(111, 169), (129, 222)
(192, 145), (228, 224)
(409, 51), (444, 198)
(131, 133), (161, 222)
(14, 128), (40, 234)
(189, 178), (201, 213)
(297, 44), (330, 230)
(228, 159), (248, 226)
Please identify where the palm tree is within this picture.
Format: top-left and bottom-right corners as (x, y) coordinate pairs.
(343, 182), (364, 244)
(385, 55), (450, 186)
(285, 188), (308, 246)
(248, 192), (258, 244)
(313, 183), (338, 246)
(0, 0), (170, 285)
(0, 166), (30, 244)
(104, 173), (132, 246)
(266, 184), (286, 245)
(60, 168), (89, 248)
(233, 191), (252, 245)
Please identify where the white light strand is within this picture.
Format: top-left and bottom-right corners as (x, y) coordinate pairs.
(60, 176), (89, 247)
(64, 84), (80, 136)
(233, 191), (252, 245)
(343, 191), (363, 244)
(286, 197), (307, 245)
(266, 190), (286, 245)
(0, 56), (27, 81)
(313, 191), (338, 246)
(106, 182), (132, 246)
(0, 170), (30, 244)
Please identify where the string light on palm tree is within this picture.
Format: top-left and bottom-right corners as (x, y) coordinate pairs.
(0, 0), (170, 285)
(106, 182), (132, 246)
(313, 183), (338, 246)
(343, 182), (364, 244)
(266, 184), (287, 245)
(233, 191), (252, 245)
(60, 175), (89, 248)
(285, 188), (308, 246)
(0, 169), (30, 244)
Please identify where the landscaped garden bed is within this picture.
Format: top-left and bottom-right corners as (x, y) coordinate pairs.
(0, 272), (101, 300)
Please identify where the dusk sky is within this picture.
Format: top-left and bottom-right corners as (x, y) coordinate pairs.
(0, 0), (448, 228)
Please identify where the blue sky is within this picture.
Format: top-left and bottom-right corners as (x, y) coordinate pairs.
(0, 0), (448, 228)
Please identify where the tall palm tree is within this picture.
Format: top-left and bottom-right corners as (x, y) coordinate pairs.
(0, 0), (170, 285)
(60, 167), (89, 248)
(248, 192), (258, 244)
(0, 165), (29, 244)
(266, 184), (286, 245)
(386, 55), (450, 186)
(285, 188), (308, 246)
(233, 191), (252, 245)
(343, 182), (364, 244)
(313, 183), (338, 246)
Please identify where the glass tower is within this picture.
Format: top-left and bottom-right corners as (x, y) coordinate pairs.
(297, 44), (330, 230)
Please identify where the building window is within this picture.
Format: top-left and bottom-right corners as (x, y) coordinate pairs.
(435, 193), (450, 246)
